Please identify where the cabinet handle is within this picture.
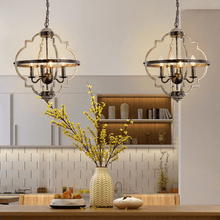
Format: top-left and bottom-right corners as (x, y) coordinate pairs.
(14, 124), (18, 146)
(51, 124), (54, 146)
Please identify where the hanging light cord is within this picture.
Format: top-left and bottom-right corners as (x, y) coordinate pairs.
(44, 0), (50, 28)
(174, 0), (179, 28)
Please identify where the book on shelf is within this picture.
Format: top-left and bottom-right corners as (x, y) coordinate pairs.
(147, 109), (152, 119)
(147, 108), (172, 119)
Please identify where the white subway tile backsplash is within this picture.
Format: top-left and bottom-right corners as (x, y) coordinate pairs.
(137, 178), (148, 188)
(7, 170), (18, 179)
(31, 153), (40, 162)
(0, 153), (7, 162)
(38, 161), (50, 170)
(118, 170), (129, 179)
(2, 162), (12, 170)
(13, 179), (25, 188)
(75, 161), (86, 170)
(124, 161), (136, 170)
(131, 169), (142, 179)
(1, 179), (12, 188)
(56, 170), (68, 179)
(12, 162), (24, 170)
(0, 170), (6, 178)
(31, 170), (39, 179)
(75, 178), (87, 188)
(25, 162), (37, 171)
(137, 161), (148, 170)
(112, 161), (123, 170)
(69, 169), (81, 179)
(19, 170), (31, 179)
(25, 178), (38, 188)
(80, 170), (93, 179)
(124, 178), (136, 188)
(62, 178), (75, 188)
(50, 161), (62, 170)
(131, 152), (143, 162)
(117, 151), (130, 162)
(0, 147), (178, 194)
(62, 161), (74, 170)
(108, 170), (117, 179)
(19, 153), (31, 162)
(7, 153), (18, 162)
(38, 178), (50, 187)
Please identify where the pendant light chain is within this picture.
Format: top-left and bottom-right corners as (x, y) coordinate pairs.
(44, 0), (50, 28)
(174, 0), (179, 28)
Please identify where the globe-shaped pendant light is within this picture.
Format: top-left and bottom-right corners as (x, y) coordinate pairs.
(143, 0), (210, 102)
(14, 0), (80, 102)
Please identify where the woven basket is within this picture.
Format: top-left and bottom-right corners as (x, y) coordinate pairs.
(90, 167), (113, 207)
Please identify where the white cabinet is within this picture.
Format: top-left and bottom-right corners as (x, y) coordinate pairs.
(13, 94), (52, 145)
(56, 94), (92, 146)
(0, 94), (11, 145)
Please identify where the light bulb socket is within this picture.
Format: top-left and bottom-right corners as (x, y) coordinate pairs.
(40, 27), (54, 38)
(170, 28), (184, 38)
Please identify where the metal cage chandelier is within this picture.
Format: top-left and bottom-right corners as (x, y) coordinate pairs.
(14, 0), (80, 102)
(143, 0), (210, 102)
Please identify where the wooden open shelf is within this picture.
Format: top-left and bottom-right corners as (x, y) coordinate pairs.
(98, 95), (173, 146)
(100, 119), (173, 123)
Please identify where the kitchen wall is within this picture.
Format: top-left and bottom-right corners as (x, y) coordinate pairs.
(0, 75), (178, 194)
(181, 10), (220, 205)
(0, 0), (220, 77)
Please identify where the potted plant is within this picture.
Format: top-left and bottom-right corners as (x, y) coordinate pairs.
(154, 151), (169, 193)
(44, 83), (133, 207)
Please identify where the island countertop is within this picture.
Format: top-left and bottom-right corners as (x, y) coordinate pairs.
(0, 205), (220, 220)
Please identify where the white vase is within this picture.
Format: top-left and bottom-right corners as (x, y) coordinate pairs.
(90, 167), (113, 207)
(120, 103), (129, 119)
(108, 106), (115, 119)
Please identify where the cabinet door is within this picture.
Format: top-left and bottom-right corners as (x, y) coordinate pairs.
(13, 94), (52, 145)
(0, 94), (11, 145)
(56, 94), (93, 146)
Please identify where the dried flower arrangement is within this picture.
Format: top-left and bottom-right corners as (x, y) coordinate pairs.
(44, 83), (133, 167)
(154, 151), (169, 192)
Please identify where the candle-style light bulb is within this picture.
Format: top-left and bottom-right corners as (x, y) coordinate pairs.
(159, 56), (163, 67)
(190, 55), (196, 78)
(170, 54), (175, 60)
(191, 55), (196, 66)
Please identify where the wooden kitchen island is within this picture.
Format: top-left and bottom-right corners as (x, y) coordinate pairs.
(0, 205), (220, 220)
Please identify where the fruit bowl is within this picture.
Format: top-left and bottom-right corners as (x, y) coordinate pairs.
(50, 198), (86, 209)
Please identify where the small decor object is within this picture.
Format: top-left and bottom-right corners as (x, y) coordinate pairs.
(154, 151), (169, 193)
(132, 138), (138, 145)
(158, 130), (166, 144)
(37, 187), (47, 193)
(100, 114), (105, 119)
(108, 106), (116, 119)
(120, 103), (129, 119)
(44, 83), (133, 207)
(145, 132), (151, 144)
(113, 196), (143, 209)
(138, 109), (143, 119)
(172, 184), (178, 193)
(143, 0), (210, 102)
(69, 187), (73, 194)
(62, 187), (67, 193)
(14, 0), (80, 101)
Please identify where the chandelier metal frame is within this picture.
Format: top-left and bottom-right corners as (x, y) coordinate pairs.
(14, 0), (80, 102)
(143, 0), (210, 102)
